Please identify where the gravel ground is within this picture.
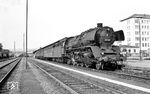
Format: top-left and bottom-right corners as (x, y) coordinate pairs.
(28, 61), (71, 94)
(20, 63), (46, 94)
(125, 60), (150, 69)
(4, 58), (46, 94)
(6, 58), (23, 94)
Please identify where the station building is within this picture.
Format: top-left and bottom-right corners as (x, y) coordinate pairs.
(119, 14), (150, 57)
(120, 14), (150, 51)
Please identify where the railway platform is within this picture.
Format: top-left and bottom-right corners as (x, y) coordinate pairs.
(17, 58), (46, 94)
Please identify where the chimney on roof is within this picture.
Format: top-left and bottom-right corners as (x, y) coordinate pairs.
(97, 23), (103, 28)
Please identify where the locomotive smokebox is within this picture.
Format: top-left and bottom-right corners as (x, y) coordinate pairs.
(97, 23), (103, 28)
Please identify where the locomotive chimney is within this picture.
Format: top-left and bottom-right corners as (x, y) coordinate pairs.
(97, 23), (103, 28)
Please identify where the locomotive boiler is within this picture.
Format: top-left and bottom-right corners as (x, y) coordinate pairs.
(33, 23), (125, 70)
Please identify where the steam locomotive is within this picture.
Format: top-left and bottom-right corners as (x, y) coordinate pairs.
(33, 23), (125, 70)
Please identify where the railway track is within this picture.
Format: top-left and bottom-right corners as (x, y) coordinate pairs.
(114, 69), (150, 80)
(31, 60), (127, 94)
(88, 66), (150, 83)
(121, 67), (150, 78)
(44, 59), (150, 83)
(0, 58), (21, 89)
(79, 65), (150, 84)
(0, 58), (18, 69)
(0, 57), (15, 62)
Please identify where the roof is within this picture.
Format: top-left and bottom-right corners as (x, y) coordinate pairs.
(120, 14), (150, 22)
(119, 45), (139, 48)
(33, 37), (68, 53)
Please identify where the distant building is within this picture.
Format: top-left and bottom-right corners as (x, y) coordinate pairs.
(146, 48), (150, 56)
(120, 14), (150, 51)
(120, 45), (140, 57)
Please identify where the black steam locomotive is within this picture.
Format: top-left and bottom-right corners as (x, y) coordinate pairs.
(34, 23), (125, 70)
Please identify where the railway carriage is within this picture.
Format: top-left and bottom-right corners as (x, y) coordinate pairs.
(0, 49), (10, 59)
(36, 38), (67, 62)
(33, 23), (125, 70)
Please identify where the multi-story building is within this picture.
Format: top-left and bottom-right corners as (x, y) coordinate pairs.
(120, 14), (150, 51)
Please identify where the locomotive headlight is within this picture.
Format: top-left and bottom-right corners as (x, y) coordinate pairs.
(104, 39), (111, 41)
(117, 61), (121, 64)
(117, 61), (123, 65)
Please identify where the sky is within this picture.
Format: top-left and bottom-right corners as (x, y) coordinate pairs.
(0, 0), (150, 51)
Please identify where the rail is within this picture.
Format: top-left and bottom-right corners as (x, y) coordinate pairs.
(31, 61), (126, 94)
(0, 58), (21, 88)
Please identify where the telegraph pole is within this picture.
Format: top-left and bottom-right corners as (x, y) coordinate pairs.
(14, 41), (16, 53)
(26, 0), (28, 63)
(23, 33), (25, 52)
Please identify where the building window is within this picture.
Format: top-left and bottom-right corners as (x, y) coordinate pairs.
(135, 25), (139, 29)
(145, 43), (146, 47)
(127, 26), (130, 30)
(127, 38), (131, 42)
(135, 37), (140, 41)
(135, 43), (139, 47)
(128, 49), (131, 53)
(135, 31), (139, 35)
(142, 37), (144, 41)
(134, 49), (136, 53)
(142, 43), (144, 47)
(135, 19), (138, 23)
(141, 20), (144, 23)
